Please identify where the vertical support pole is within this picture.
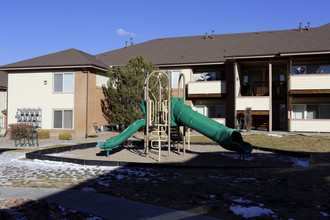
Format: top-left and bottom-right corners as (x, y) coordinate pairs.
(233, 61), (238, 128)
(85, 70), (89, 138)
(288, 57), (293, 132)
(168, 78), (171, 157)
(269, 59), (273, 132)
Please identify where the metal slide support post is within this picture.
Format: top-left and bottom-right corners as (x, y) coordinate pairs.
(178, 73), (186, 155)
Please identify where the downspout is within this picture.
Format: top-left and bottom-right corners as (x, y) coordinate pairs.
(84, 66), (89, 138)
(5, 85), (8, 136)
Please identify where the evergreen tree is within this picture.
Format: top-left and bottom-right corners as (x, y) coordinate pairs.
(101, 56), (168, 128)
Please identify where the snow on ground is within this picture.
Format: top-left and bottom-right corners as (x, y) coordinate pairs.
(220, 152), (310, 167)
(0, 151), (118, 187)
(230, 205), (276, 219)
(230, 197), (277, 218)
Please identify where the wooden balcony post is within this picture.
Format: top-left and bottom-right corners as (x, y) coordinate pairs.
(233, 61), (238, 128)
(269, 59), (272, 132)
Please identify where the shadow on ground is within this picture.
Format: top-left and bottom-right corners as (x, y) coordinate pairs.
(1, 147), (330, 219)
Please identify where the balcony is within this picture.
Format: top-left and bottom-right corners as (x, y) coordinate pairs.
(187, 80), (226, 98)
(289, 74), (330, 92)
(236, 96), (270, 111)
(241, 81), (286, 97)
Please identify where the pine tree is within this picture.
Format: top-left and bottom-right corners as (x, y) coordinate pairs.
(101, 56), (167, 128)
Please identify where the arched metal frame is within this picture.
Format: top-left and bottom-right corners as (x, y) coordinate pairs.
(178, 73), (186, 100)
(144, 70), (171, 156)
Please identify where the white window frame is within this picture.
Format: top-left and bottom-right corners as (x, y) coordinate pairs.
(167, 70), (181, 88)
(53, 109), (74, 129)
(195, 105), (225, 118)
(0, 117), (3, 128)
(53, 72), (74, 93)
(292, 104), (330, 119)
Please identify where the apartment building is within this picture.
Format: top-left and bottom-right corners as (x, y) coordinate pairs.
(96, 23), (330, 132)
(0, 71), (7, 135)
(1, 49), (109, 137)
(1, 23), (329, 136)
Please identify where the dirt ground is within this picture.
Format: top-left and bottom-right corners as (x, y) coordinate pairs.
(64, 145), (330, 219)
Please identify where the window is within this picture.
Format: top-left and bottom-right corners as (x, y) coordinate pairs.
(292, 65), (330, 75)
(306, 105), (318, 119)
(292, 104), (330, 119)
(193, 71), (223, 82)
(54, 73), (74, 92)
(54, 110), (73, 129)
(292, 105), (304, 119)
(195, 105), (225, 118)
(167, 71), (180, 88)
(0, 117), (3, 128)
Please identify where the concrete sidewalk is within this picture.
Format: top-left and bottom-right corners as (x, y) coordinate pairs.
(0, 186), (219, 220)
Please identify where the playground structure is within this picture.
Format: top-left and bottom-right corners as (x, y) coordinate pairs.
(99, 70), (252, 160)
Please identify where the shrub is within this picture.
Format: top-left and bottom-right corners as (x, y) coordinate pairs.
(37, 130), (50, 139)
(59, 133), (72, 140)
(8, 124), (35, 139)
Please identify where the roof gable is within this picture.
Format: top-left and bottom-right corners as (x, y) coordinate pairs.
(1, 48), (108, 70)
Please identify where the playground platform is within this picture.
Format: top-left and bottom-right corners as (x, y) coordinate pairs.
(26, 141), (310, 168)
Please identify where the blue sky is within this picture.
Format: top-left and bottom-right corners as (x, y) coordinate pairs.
(1, 0), (329, 65)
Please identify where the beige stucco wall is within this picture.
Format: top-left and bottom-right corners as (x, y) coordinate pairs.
(74, 71), (108, 137)
(289, 119), (330, 132)
(8, 72), (74, 129)
(290, 74), (330, 90)
(236, 96), (270, 111)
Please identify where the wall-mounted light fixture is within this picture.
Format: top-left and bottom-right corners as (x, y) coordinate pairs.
(44, 80), (47, 85)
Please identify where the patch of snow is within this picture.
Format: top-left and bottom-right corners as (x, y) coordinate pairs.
(116, 175), (125, 180)
(232, 197), (252, 204)
(81, 187), (96, 193)
(0, 151), (118, 187)
(220, 153), (254, 161)
(267, 133), (283, 138)
(320, 211), (329, 217)
(236, 177), (256, 181)
(290, 157), (310, 167)
(230, 205), (276, 218)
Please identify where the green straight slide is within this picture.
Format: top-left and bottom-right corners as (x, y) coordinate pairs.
(99, 118), (145, 156)
(171, 97), (252, 154)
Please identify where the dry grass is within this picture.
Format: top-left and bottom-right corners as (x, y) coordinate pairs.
(243, 134), (330, 153)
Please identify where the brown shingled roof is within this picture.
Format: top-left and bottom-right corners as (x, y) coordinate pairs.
(1, 48), (108, 70)
(96, 23), (330, 66)
(0, 70), (7, 89)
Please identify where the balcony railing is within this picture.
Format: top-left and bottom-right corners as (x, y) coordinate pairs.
(290, 74), (330, 91)
(241, 81), (286, 97)
(187, 80), (226, 97)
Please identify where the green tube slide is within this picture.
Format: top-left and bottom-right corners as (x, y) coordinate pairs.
(99, 118), (146, 154)
(171, 97), (252, 154)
